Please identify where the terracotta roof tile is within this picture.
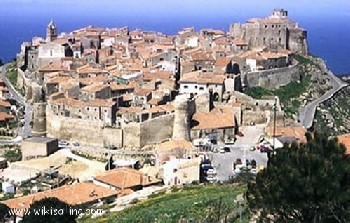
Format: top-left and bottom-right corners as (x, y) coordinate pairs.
(81, 82), (109, 93)
(156, 140), (194, 152)
(2, 182), (119, 214)
(0, 100), (11, 108)
(192, 107), (235, 130)
(117, 106), (144, 114)
(265, 126), (307, 143)
(79, 76), (109, 86)
(180, 71), (225, 85)
(46, 76), (71, 84)
(94, 168), (158, 189)
(0, 112), (15, 121)
(87, 99), (116, 108)
(134, 88), (153, 97)
(337, 134), (350, 155)
(234, 39), (248, 46)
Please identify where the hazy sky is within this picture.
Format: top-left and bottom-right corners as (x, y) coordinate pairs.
(1, 0), (349, 20)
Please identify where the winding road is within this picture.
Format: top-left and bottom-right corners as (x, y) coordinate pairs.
(0, 64), (32, 144)
(299, 62), (348, 129)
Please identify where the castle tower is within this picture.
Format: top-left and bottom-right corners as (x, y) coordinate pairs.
(32, 102), (47, 137)
(270, 9), (288, 18)
(172, 95), (191, 141)
(46, 19), (57, 42)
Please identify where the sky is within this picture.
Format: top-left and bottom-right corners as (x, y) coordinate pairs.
(1, 0), (349, 20)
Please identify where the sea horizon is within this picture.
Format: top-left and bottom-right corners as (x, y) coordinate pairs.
(1, 13), (350, 76)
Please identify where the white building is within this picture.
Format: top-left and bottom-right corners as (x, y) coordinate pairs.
(185, 36), (199, 48)
(2, 182), (15, 194)
(163, 157), (200, 186)
(179, 71), (225, 100)
(38, 42), (65, 68)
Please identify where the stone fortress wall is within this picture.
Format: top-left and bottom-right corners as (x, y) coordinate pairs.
(229, 9), (308, 54)
(242, 63), (300, 89)
(46, 107), (175, 148)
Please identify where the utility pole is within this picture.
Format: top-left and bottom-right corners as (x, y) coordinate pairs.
(108, 145), (111, 170)
(273, 97), (277, 153)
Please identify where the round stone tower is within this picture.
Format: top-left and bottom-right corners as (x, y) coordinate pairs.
(172, 94), (191, 141)
(32, 102), (47, 137)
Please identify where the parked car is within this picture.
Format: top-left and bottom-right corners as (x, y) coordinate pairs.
(206, 168), (217, 175)
(250, 168), (258, 174)
(219, 148), (226, 153)
(205, 176), (218, 183)
(233, 168), (242, 174)
(72, 141), (80, 146)
(201, 163), (212, 169)
(58, 140), (69, 147)
(223, 147), (231, 152)
(259, 146), (270, 153)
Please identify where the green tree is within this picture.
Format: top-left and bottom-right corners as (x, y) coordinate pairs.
(0, 203), (10, 221)
(22, 197), (77, 223)
(247, 133), (350, 223)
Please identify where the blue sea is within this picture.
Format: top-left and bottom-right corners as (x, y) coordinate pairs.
(1, 14), (350, 75)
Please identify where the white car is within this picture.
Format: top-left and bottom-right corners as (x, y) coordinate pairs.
(234, 168), (242, 174)
(205, 176), (217, 182)
(58, 140), (69, 147)
(250, 168), (258, 174)
(206, 168), (217, 175)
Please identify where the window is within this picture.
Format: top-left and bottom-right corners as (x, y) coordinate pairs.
(87, 107), (89, 111)
(184, 85), (188, 89)
(195, 86), (198, 89)
(272, 25), (274, 28)
(50, 50), (53, 57)
(265, 25), (267, 28)
(199, 87), (204, 90)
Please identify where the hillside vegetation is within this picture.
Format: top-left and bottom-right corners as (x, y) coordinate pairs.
(80, 185), (247, 223)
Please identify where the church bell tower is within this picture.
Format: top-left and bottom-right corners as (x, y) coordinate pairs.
(46, 19), (57, 42)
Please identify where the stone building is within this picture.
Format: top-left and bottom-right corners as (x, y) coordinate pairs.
(79, 83), (111, 102)
(179, 71), (226, 101)
(21, 137), (59, 160)
(230, 9), (308, 54)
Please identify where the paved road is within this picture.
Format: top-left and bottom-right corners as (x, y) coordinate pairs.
(0, 64), (32, 142)
(209, 125), (267, 182)
(299, 62), (348, 129)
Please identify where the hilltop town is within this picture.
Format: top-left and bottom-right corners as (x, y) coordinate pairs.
(0, 9), (348, 222)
